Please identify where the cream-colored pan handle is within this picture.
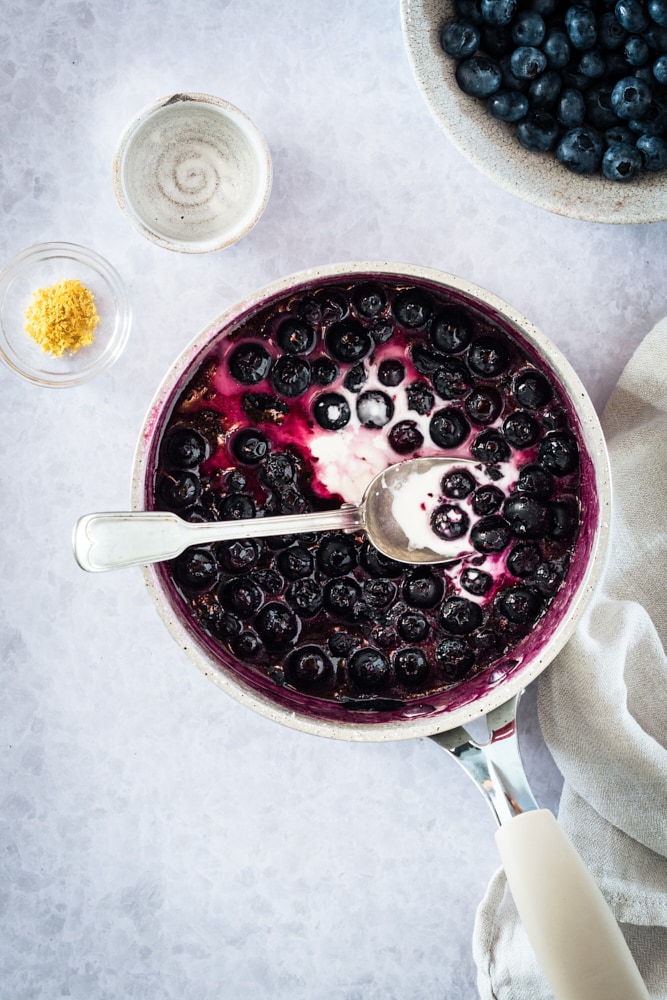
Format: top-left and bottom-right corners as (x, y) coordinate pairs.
(496, 809), (649, 1000)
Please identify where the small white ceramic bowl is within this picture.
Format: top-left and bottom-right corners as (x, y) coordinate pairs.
(0, 242), (131, 388)
(112, 93), (272, 253)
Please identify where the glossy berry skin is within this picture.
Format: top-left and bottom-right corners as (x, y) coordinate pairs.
(481, 0), (517, 26)
(352, 283), (386, 318)
(255, 602), (298, 648)
(165, 428), (207, 468)
(158, 470), (201, 510)
(470, 515), (513, 553)
(174, 547), (219, 592)
(512, 10), (546, 46)
(398, 611), (430, 642)
(228, 343), (271, 384)
(516, 110), (560, 152)
(388, 420), (424, 454)
(503, 410), (540, 448)
(471, 484), (504, 515)
(270, 356), (311, 397)
(313, 392), (350, 430)
(286, 646), (334, 691)
(497, 586), (543, 624)
(440, 596), (484, 635)
(393, 289), (433, 328)
(431, 503), (470, 540)
(529, 70), (562, 109)
(326, 319), (372, 363)
(539, 432), (579, 475)
(649, 0), (667, 27)
(611, 76), (652, 120)
(277, 318), (316, 355)
(556, 126), (605, 174)
(456, 56), (503, 97)
(441, 17), (481, 58)
(603, 141), (643, 180)
(393, 647), (430, 686)
(624, 36), (650, 67)
(406, 381), (434, 415)
(514, 370), (552, 408)
(441, 469), (477, 498)
(348, 647), (392, 692)
(471, 430), (511, 464)
(316, 535), (357, 577)
(430, 308), (473, 353)
(436, 637), (475, 680)
(324, 578), (361, 617)
(488, 90), (529, 122)
(654, 54), (667, 84)
(378, 358), (405, 386)
(615, 0), (650, 33)
(311, 357), (338, 385)
(232, 429), (270, 464)
(507, 542), (542, 578)
(503, 496), (550, 539)
(510, 45), (547, 79)
(461, 567), (493, 596)
(429, 407), (470, 449)
(402, 570), (444, 609)
(564, 5), (598, 50)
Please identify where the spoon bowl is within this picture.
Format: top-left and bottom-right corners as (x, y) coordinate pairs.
(74, 456), (480, 572)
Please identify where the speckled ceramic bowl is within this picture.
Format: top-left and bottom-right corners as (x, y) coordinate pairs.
(401, 0), (667, 224)
(113, 93), (272, 253)
(130, 262), (611, 742)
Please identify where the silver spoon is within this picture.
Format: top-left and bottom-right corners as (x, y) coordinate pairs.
(74, 456), (481, 573)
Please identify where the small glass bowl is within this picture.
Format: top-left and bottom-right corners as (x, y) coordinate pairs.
(0, 242), (131, 387)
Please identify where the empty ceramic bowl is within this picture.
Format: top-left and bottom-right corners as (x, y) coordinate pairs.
(112, 93), (273, 253)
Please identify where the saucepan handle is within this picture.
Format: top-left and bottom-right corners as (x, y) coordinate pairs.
(495, 809), (649, 1000)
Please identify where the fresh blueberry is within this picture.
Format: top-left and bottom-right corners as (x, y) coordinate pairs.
(629, 99), (667, 137)
(311, 357), (339, 386)
(565, 5), (598, 49)
(615, 0), (649, 33)
(402, 569), (445, 609)
(503, 410), (540, 448)
(503, 496), (549, 538)
(507, 542), (542, 577)
(543, 28), (571, 69)
(512, 10), (546, 46)
(232, 428), (270, 464)
(586, 83), (621, 129)
(393, 288), (433, 327)
(435, 637), (475, 680)
(316, 534), (357, 577)
(441, 468), (477, 498)
(529, 70), (562, 108)
(388, 421), (424, 454)
(637, 134), (667, 169)
(480, 0), (517, 25)
(534, 561), (563, 594)
(598, 11), (627, 50)
(393, 647), (430, 686)
(470, 515), (513, 553)
(471, 484), (505, 515)
(285, 645), (334, 690)
(460, 567), (493, 595)
(228, 342), (271, 384)
(579, 46), (607, 78)
(157, 470), (201, 510)
(557, 88), (586, 127)
(325, 319), (372, 363)
(313, 392), (351, 431)
(488, 90), (530, 121)
(222, 577), (264, 617)
(516, 110), (560, 151)
(406, 381), (435, 415)
(430, 308), (473, 353)
(468, 336), (510, 377)
(499, 54), (530, 92)
(497, 586), (543, 624)
(514, 370), (553, 408)
(255, 601), (299, 647)
(348, 647), (392, 692)
(440, 596), (483, 635)
(378, 358), (405, 386)
(465, 387), (503, 425)
(539, 431), (579, 475)
(370, 321), (394, 344)
(165, 427), (207, 468)
(218, 538), (261, 574)
(441, 17), (481, 58)
(324, 578), (361, 616)
(654, 53), (667, 83)
(270, 355), (311, 397)
(343, 362), (367, 393)
(610, 76), (652, 120)
(277, 545), (313, 580)
(603, 140), (643, 179)
(277, 318), (316, 355)
(604, 124), (635, 145)
(357, 390), (394, 428)
(456, 55), (503, 97)
(510, 45), (548, 79)
(218, 493), (256, 521)
(515, 465), (554, 498)
(547, 500), (579, 540)
(285, 579), (324, 617)
(398, 610), (430, 642)
(352, 282), (386, 318)
(173, 547), (219, 592)
(429, 407), (470, 449)
(471, 430), (511, 464)
(431, 503), (470, 540)
(624, 35), (650, 66)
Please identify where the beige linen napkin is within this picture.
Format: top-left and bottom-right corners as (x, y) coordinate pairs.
(473, 317), (667, 999)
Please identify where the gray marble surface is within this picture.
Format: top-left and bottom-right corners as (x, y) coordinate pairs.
(2, 2), (667, 998)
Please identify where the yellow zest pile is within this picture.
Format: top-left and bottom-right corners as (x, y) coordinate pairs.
(24, 278), (100, 357)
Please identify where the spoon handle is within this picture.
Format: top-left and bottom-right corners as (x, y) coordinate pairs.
(74, 507), (364, 573)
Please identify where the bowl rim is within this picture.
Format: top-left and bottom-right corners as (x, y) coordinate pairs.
(131, 260), (612, 742)
(112, 92), (273, 254)
(0, 240), (131, 388)
(400, 0), (667, 225)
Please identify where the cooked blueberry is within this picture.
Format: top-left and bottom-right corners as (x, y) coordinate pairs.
(431, 503), (470, 540)
(507, 542), (542, 577)
(435, 637), (475, 680)
(564, 4), (597, 49)
(516, 110), (560, 151)
(313, 392), (351, 430)
(539, 432), (579, 475)
(219, 493), (256, 520)
(602, 142), (642, 181)
(514, 370), (553, 408)
(357, 390), (394, 428)
(432, 360), (472, 400)
(460, 567), (493, 596)
(286, 579), (323, 617)
(317, 289), (348, 323)
(277, 545), (313, 580)
(378, 358), (405, 386)
(196, 600), (241, 639)
(352, 282), (386, 318)
(158, 470), (201, 510)
(260, 452), (297, 490)
(394, 647), (430, 686)
(173, 547), (219, 592)
(441, 469), (476, 498)
(325, 319), (372, 362)
(465, 387), (503, 425)
(556, 126), (604, 174)
(228, 342), (271, 384)
(324, 578), (361, 616)
(218, 538), (261, 574)
(471, 484), (504, 515)
(547, 500), (579, 540)
(286, 645), (334, 690)
(468, 337), (510, 377)
(363, 579), (398, 608)
(441, 16), (481, 58)
(402, 569), (445, 609)
(412, 343), (448, 375)
(429, 407), (470, 448)
(430, 307), (474, 353)
(534, 561), (563, 593)
(515, 465), (554, 498)
(253, 568), (284, 595)
(503, 410), (540, 448)
(344, 362), (368, 393)
(277, 318), (316, 355)
(348, 647), (392, 691)
(497, 586), (543, 624)
(471, 430), (511, 464)
(232, 428), (270, 464)
(316, 535), (358, 577)
(165, 428), (207, 468)
(222, 578), (264, 617)
(255, 602), (299, 647)
(398, 610), (430, 642)
(388, 420), (424, 454)
(360, 542), (404, 578)
(393, 288), (433, 327)
(503, 496), (549, 538)
(242, 392), (289, 424)
(470, 515), (513, 553)
(406, 381), (435, 415)
(328, 631), (356, 656)
(370, 320), (393, 344)
(311, 357), (339, 386)
(225, 470), (247, 493)
(230, 630), (261, 658)
(270, 355), (311, 398)
(440, 596), (483, 635)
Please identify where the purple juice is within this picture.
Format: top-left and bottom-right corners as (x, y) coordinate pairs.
(145, 273), (596, 723)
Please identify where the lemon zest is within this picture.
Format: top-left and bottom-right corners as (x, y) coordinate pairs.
(24, 279), (100, 357)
